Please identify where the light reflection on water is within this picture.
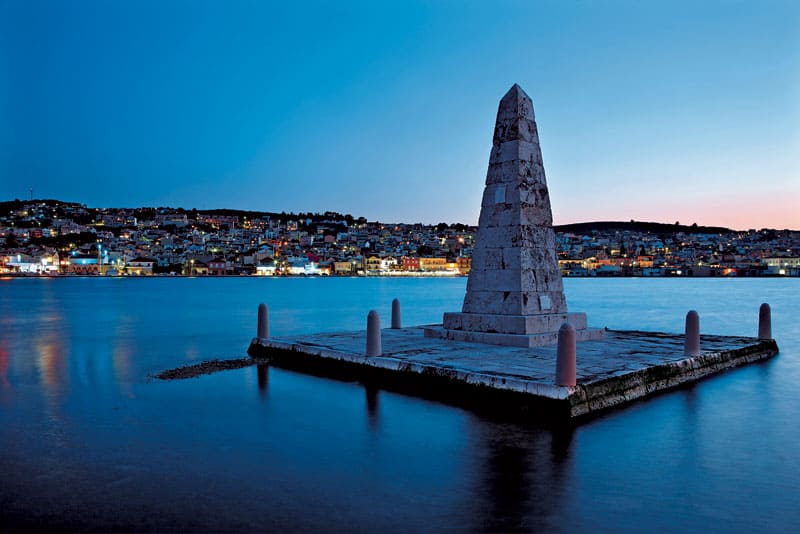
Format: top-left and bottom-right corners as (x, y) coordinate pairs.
(0, 277), (798, 531)
(0, 345), (9, 386)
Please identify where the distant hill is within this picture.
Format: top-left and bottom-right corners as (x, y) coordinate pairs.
(4, 199), (791, 233)
(554, 221), (734, 235)
(0, 198), (83, 217)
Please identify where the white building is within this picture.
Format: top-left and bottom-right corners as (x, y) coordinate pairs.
(763, 257), (800, 276)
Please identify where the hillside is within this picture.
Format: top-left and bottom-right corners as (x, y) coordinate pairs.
(554, 221), (734, 235)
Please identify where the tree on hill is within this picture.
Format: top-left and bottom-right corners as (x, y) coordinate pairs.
(417, 244), (435, 257)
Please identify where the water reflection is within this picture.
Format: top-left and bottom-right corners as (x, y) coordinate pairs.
(680, 388), (700, 472)
(256, 364), (269, 400)
(35, 334), (68, 394)
(0, 278), (797, 531)
(469, 421), (574, 531)
(32, 332), (72, 452)
(550, 424), (575, 464)
(0, 345), (8, 387)
(364, 384), (380, 433)
(112, 318), (135, 392)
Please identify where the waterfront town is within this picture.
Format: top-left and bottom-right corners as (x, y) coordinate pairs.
(1, 199), (798, 278)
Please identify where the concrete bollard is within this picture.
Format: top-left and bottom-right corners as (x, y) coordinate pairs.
(257, 303), (270, 339)
(684, 310), (700, 356)
(758, 303), (772, 339)
(391, 298), (402, 329)
(366, 310), (382, 357)
(555, 322), (576, 387)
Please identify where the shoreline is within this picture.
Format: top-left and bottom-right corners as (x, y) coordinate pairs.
(1, 273), (796, 279)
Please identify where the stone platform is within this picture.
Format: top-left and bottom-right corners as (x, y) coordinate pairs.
(427, 312), (605, 347)
(248, 327), (778, 420)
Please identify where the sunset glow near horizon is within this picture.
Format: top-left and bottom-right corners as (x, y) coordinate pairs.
(1, 1), (798, 230)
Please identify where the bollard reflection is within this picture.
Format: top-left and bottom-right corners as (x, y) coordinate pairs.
(550, 423), (575, 464)
(257, 364), (269, 400)
(365, 384), (380, 432)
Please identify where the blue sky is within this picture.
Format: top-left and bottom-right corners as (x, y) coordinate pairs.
(1, 0), (798, 228)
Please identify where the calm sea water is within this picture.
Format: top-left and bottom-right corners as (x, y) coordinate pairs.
(1, 277), (798, 531)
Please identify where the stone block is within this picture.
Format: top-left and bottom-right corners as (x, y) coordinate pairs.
(468, 249), (486, 272)
(443, 311), (588, 335)
(481, 184), (510, 207)
(496, 248), (521, 270)
(520, 181), (550, 204)
(519, 204), (553, 226)
(470, 226), (518, 247)
(532, 268), (565, 293)
(467, 269), (529, 293)
(520, 291), (568, 315)
(493, 116), (536, 145)
(479, 204), (515, 228)
(452, 312), (523, 334)
(525, 312), (586, 332)
(489, 140), (538, 165)
(500, 251), (526, 273)
(424, 324), (605, 347)
(486, 160), (538, 185)
(473, 226), (556, 251)
(463, 290), (524, 315)
(495, 86), (536, 123)
(517, 227), (557, 250)
(470, 247), (506, 271)
(503, 183), (522, 205)
(515, 250), (564, 290)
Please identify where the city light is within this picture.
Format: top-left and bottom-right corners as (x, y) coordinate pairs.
(0, 201), (797, 277)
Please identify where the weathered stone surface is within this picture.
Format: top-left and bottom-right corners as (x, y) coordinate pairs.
(460, 289), (570, 317)
(424, 324), (604, 347)
(442, 312), (588, 334)
(248, 328), (779, 419)
(472, 226), (557, 251)
(490, 139), (540, 164)
(433, 83), (599, 345)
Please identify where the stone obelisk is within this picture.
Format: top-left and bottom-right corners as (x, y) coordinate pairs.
(426, 84), (602, 347)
